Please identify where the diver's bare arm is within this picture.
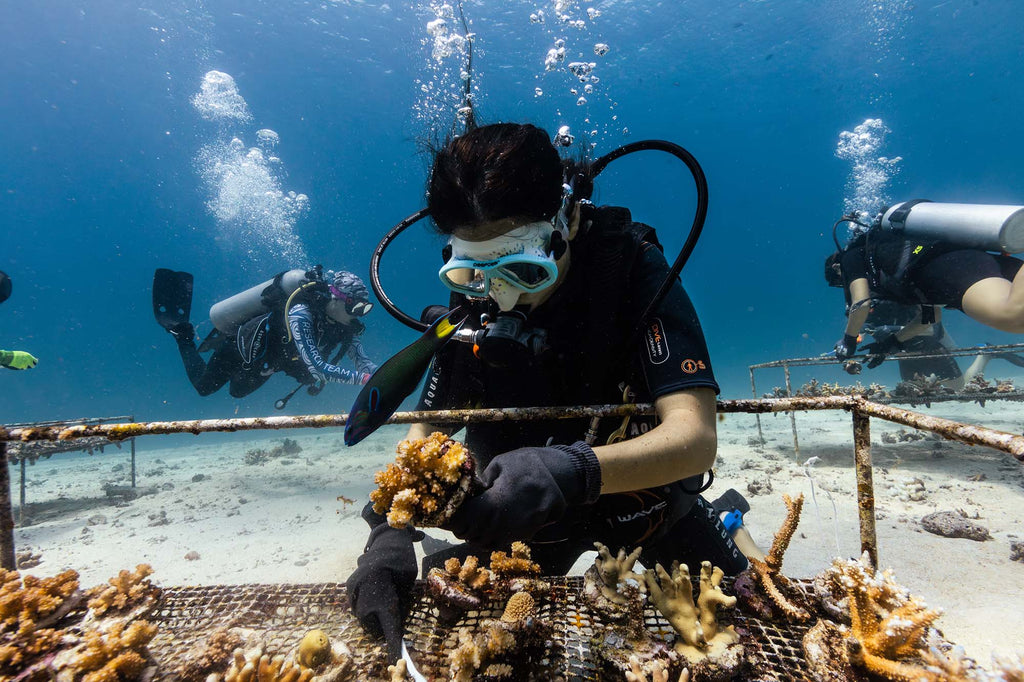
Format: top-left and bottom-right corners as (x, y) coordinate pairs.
(844, 277), (872, 337)
(405, 422), (459, 440)
(593, 387), (717, 495)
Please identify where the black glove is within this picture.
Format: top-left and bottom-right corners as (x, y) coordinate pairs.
(833, 334), (859, 360)
(861, 334), (902, 369)
(445, 441), (602, 549)
(346, 522), (421, 663)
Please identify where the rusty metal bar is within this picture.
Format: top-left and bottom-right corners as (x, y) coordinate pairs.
(852, 409), (877, 569)
(783, 363), (800, 458)
(0, 442), (14, 570)
(19, 458), (25, 527)
(853, 398), (1024, 461)
(748, 341), (1024, 370)
(750, 366), (765, 445)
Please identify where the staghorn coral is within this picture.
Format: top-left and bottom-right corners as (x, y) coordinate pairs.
(892, 373), (955, 405)
(734, 493), (811, 622)
(488, 542), (541, 580)
(427, 555), (493, 617)
(85, 564), (160, 618)
(370, 432), (475, 528)
(52, 618), (158, 682)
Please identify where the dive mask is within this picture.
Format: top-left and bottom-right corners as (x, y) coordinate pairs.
(328, 286), (374, 316)
(439, 221), (560, 310)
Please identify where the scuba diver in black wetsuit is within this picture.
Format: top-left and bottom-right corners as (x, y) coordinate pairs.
(345, 122), (759, 662)
(153, 267), (378, 406)
(848, 300), (1024, 386)
(825, 201), (1024, 364)
(0, 271), (39, 371)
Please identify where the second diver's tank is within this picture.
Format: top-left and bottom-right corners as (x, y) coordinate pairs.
(209, 269), (308, 334)
(880, 200), (1024, 254)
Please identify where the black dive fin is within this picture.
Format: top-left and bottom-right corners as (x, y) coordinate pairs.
(197, 327), (227, 353)
(153, 268), (194, 331)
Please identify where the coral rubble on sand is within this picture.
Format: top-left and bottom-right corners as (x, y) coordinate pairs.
(370, 432), (476, 528)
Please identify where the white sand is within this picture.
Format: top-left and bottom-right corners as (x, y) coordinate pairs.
(13, 402), (1023, 668)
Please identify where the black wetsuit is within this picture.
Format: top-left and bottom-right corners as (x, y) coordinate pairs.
(409, 205), (746, 576)
(864, 301), (961, 381)
(841, 232), (1023, 310)
(176, 303), (375, 398)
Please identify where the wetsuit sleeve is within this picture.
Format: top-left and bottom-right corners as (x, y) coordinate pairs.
(346, 336), (378, 376)
(414, 341), (472, 411)
(630, 241), (719, 397)
(288, 306), (366, 385)
(840, 246), (869, 284)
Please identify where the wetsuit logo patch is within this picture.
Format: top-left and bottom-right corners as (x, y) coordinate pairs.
(680, 358), (707, 374)
(644, 318), (669, 365)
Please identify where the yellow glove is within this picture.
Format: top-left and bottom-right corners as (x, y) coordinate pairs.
(0, 350), (38, 370)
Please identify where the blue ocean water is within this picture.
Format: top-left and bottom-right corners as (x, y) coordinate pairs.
(2, 0), (1022, 425)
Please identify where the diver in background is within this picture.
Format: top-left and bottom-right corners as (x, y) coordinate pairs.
(826, 210), (1024, 362)
(346, 122), (756, 661)
(850, 300), (1024, 388)
(0, 271), (39, 371)
(154, 267), (377, 403)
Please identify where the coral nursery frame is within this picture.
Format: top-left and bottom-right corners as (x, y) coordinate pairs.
(2, 398), (1022, 574)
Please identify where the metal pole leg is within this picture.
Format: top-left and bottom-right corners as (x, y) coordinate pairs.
(0, 443), (16, 569)
(750, 367), (764, 445)
(784, 363), (800, 458)
(853, 410), (878, 569)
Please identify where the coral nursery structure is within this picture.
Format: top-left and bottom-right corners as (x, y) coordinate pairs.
(370, 432), (476, 528)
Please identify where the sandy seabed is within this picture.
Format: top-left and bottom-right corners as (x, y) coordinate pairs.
(11, 399), (1024, 668)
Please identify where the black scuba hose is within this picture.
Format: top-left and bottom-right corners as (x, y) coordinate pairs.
(591, 140), (709, 348)
(369, 207), (432, 332)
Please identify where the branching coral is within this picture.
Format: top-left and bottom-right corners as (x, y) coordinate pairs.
(0, 568), (83, 674)
(215, 647), (314, 682)
(489, 542), (541, 580)
(626, 655), (691, 682)
(447, 592), (550, 682)
(804, 554), (981, 682)
(370, 432), (475, 528)
(427, 555), (493, 615)
(85, 564), (160, 618)
(52, 619), (158, 682)
(734, 493), (811, 622)
(583, 542), (645, 626)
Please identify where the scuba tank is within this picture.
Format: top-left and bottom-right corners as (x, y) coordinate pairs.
(880, 200), (1024, 254)
(209, 269), (309, 334)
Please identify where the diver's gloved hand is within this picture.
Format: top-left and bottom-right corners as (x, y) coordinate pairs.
(0, 350), (38, 370)
(167, 322), (195, 344)
(833, 334), (859, 360)
(861, 335), (902, 369)
(346, 523), (421, 664)
(446, 441), (602, 548)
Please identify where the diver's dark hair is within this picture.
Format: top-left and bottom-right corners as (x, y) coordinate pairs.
(427, 123), (566, 235)
(824, 252), (844, 288)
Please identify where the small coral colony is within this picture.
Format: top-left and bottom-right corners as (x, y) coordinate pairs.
(5, 433), (1022, 681)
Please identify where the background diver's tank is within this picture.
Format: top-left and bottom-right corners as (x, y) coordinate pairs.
(880, 200), (1024, 254)
(209, 269), (308, 334)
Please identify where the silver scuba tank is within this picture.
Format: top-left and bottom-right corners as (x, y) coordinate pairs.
(209, 269), (308, 334)
(880, 200), (1024, 254)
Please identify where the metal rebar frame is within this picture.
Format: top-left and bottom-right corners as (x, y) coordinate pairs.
(2, 416), (138, 528)
(748, 342), (1024, 455)
(1, 397), (1021, 571)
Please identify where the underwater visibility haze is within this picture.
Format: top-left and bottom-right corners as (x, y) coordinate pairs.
(2, 0), (1023, 424)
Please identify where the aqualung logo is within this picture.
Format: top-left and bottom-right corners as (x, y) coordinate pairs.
(644, 318), (669, 364)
